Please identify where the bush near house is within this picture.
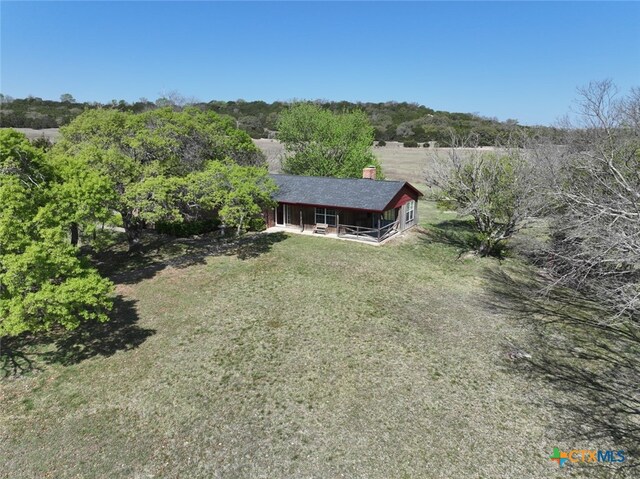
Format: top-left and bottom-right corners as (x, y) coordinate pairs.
(155, 219), (221, 237)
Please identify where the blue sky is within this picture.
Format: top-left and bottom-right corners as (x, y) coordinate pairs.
(1, 1), (639, 125)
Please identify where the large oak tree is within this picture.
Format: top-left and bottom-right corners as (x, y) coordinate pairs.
(0, 130), (113, 339)
(53, 107), (268, 250)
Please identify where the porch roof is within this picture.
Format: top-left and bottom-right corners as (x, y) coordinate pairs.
(269, 174), (422, 212)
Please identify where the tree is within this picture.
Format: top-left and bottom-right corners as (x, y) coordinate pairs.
(186, 162), (276, 234)
(237, 115), (264, 138)
(47, 146), (116, 246)
(426, 132), (539, 256)
(540, 80), (640, 323)
(396, 121), (415, 140)
(277, 103), (382, 178)
(54, 107), (267, 250)
(60, 93), (75, 103)
(0, 129), (113, 339)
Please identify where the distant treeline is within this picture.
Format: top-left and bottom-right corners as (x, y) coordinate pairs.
(0, 94), (562, 145)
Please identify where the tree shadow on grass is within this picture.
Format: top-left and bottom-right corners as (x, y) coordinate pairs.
(94, 231), (288, 285)
(483, 267), (640, 469)
(1, 296), (154, 378)
(42, 296), (154, 366)
(421, 219), (480, 253)
(1, 338), (39, 378)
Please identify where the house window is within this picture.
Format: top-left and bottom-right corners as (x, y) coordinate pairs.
(405, 201), (415, 223)
(383, 209), (396, 221)
(315, 208), (336, 226)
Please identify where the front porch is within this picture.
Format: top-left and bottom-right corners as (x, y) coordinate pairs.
(265, 203), (410, 245)
(337, 220), (399, 243)
(264, 223), (400, 245)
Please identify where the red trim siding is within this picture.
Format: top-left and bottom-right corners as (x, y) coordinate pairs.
(399, 182), (424, 199)
(384, 186), (421, 211)
(389, 192), (414, 209)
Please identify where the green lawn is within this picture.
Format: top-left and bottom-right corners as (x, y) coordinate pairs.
(0, 202), (602, 478)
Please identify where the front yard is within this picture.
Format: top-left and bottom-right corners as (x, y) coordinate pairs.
(0, 202), (601, 478)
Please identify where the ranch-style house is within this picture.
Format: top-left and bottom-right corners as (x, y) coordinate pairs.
(265, 167), (423, 243)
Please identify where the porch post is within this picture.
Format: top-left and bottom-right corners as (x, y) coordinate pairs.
(377, 216), (381, 241)
(300, 210), (303, 231)
(336, 213), (340, 236)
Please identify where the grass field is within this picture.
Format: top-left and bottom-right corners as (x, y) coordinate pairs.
(9, 127), (62, 142)
(255, 139), (440, 185)
(254, 139), (490, 193)
(1, 200), (614, 478)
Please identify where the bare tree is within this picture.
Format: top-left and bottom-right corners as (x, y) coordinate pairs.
(425, 131), (541, 256)
(155, 90), (200, 109)
(500, 81), (640, 456)
(543, 80), (640, 322)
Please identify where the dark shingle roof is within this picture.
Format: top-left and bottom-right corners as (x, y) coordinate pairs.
(269, 174), (421, 212)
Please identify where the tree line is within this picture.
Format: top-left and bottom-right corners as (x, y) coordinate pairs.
(0, 93), (563, 145)
(427, 80), (639, 453)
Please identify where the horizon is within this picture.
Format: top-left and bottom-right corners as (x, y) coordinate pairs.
(1, 1), (639, 126)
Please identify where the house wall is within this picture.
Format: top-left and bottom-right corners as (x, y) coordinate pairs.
(385, 185), (420, 232)
(267, 204), (383, 233)
(265, 207), (276, 228)
(266, 198), (419, 234)
(398, 200), (418, 231)
(302, 206), (338, 233)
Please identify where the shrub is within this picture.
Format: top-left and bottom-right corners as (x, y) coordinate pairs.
(248, 216), (266, 231)
(403, 140), (418, 148)
(156, 219), (221, 237)
(31, 135), (53, 152)
(377, 140), (386, 147)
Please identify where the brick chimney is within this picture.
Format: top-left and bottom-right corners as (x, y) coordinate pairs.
(362, 166), (377, 180)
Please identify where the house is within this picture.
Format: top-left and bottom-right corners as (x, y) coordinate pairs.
(265, 167), (423, 243)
